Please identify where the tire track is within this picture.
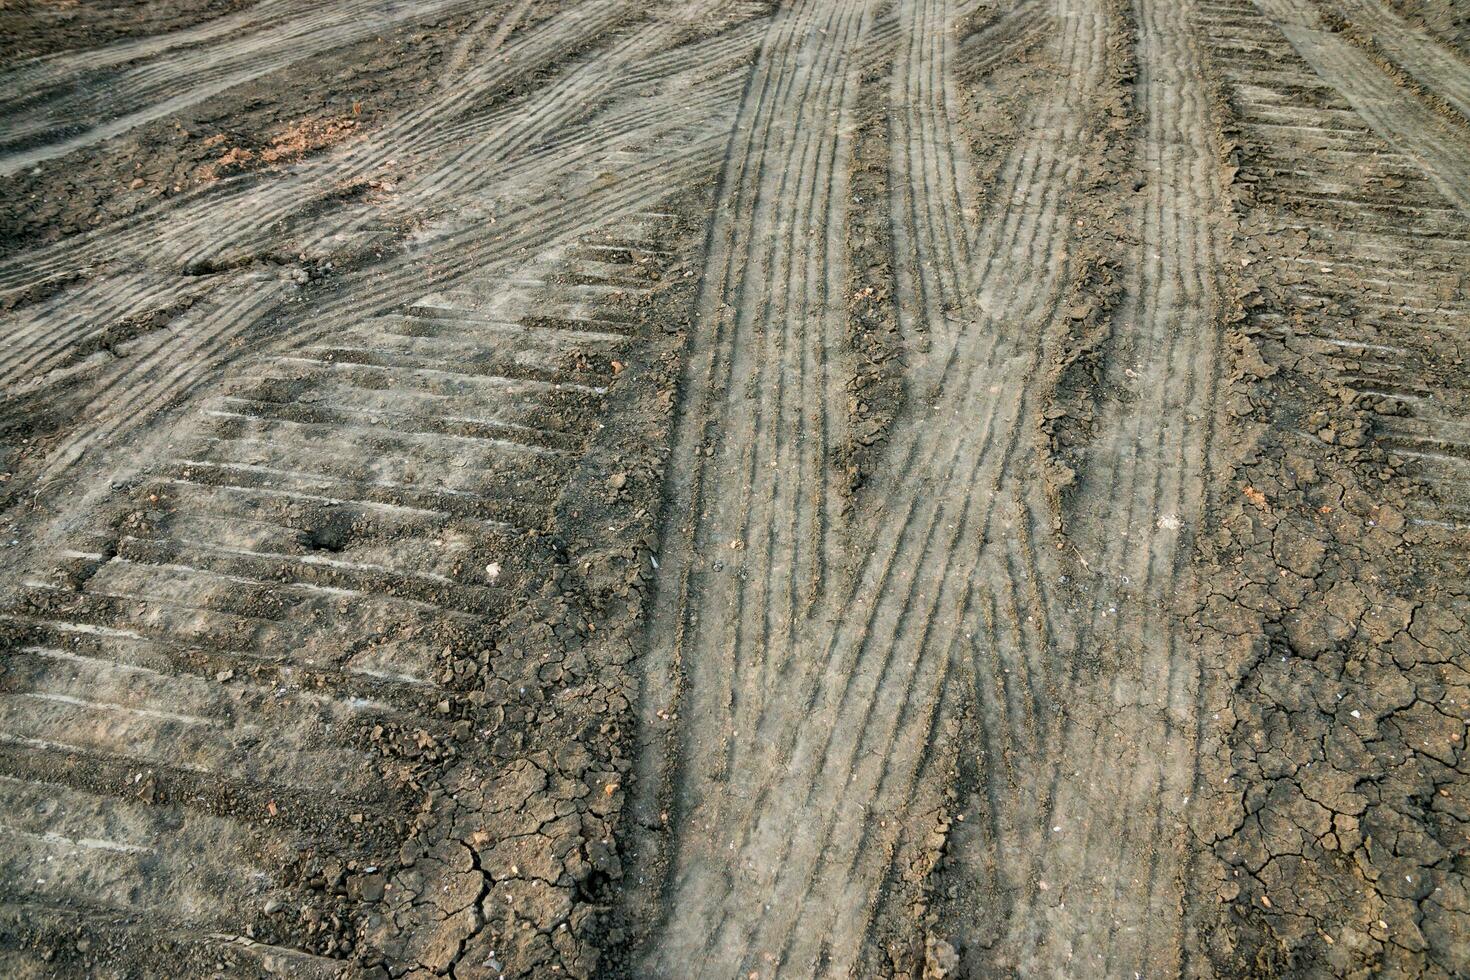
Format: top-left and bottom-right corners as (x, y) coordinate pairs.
(0, 199), (702, 974)
(0, 6), (775, 974)
(1204, 0), (1470, 532)
(702, 0), (1110, 955)
(911, 0), (1238, 973)
(3, 18), (763, 501)
(1251, 0), (1470, 214)
(998, 0), (1227, 970)
(833, 0), (1116, 915)
(1325, 0), (1470, 119)
(0, 273), (214, 386)
(634, 0), (880, 973)
(639, 0), (1115, 974)
(0, 0), (491, 175)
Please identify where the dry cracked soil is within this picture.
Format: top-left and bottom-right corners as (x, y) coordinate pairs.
(0, 0), (1467, 977)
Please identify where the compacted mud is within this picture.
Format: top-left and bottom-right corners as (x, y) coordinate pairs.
(0, 1), (1465, 977)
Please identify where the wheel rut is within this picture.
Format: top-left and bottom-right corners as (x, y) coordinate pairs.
(635, 0), (1226, 974)
(632, 0), (880, 972)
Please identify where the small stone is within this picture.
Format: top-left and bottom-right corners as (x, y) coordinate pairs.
(924, 936), (960, 978)
(357, 874), (385, 902)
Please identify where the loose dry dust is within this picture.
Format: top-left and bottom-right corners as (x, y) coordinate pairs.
(0, 0), (1465, 978)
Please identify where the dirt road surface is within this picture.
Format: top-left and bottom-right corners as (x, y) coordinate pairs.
(0, 0), (1466, 977)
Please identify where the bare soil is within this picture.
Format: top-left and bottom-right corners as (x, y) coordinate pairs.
(0, 0), (1465, 978)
